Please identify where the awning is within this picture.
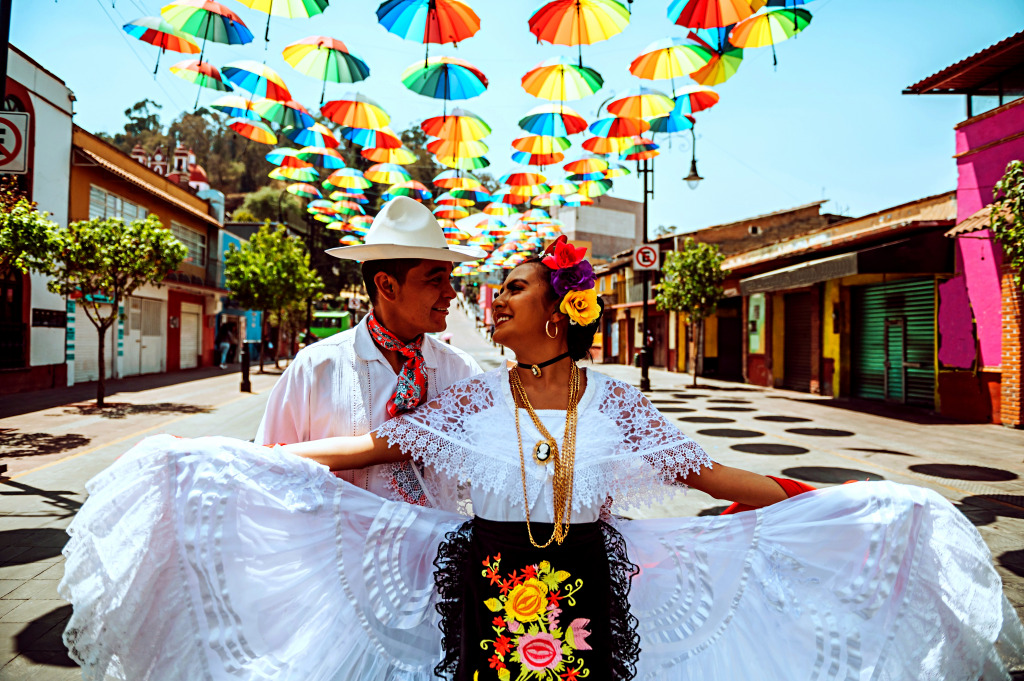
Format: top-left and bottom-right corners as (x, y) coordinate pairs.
(740, 232), (953, 295)
(945, 203), (1011, 237)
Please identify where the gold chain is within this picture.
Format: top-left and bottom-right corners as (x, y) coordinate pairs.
(511, 362), (581, 548)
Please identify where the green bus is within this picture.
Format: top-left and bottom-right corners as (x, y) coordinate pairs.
(311, 310), (352, 340)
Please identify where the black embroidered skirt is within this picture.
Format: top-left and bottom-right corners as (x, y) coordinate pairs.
(433, 518), (640, 681)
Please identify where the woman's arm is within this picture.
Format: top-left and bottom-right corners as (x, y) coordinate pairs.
(281, 432), (409, 470)
(678, 462), (789, 508)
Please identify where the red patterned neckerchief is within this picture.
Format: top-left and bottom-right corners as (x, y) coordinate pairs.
(366, 311), (428, 417)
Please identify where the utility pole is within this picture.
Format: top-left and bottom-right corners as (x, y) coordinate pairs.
(0, 0), (11, 104)
(637, 157), (655, 392)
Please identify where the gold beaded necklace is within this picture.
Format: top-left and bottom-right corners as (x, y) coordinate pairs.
(509, 362), (581, 548)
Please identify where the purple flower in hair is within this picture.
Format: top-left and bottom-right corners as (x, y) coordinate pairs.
(550, 260), (595, 297)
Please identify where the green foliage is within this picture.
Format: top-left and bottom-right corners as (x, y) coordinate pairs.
(0, 179), (58, 277)
(238, 185), (305, 226)
(654, 238), (729, 321)
(231, 208), (258, 223)
(990, 160), (1024, 288)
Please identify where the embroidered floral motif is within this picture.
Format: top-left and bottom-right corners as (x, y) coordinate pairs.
(478, 555), (590, 680)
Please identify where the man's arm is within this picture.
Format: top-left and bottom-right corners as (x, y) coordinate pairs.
(254, 355), (310, 445)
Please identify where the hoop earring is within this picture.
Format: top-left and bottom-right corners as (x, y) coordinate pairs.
(545, 321), (558, 338)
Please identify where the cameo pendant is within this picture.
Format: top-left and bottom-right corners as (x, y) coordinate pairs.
(533, 439), (556, 465)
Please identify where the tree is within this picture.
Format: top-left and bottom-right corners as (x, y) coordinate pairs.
(654, 237), (729, 386)
(47, 215), (187, 406)
(0, 178), (57, 278)
(238, 185), (306, 226)
(224, 223), (324, 371)
(991, 160), (1024, 289)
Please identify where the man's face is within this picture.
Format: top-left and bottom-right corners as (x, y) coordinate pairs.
(389, 260), (457, 336)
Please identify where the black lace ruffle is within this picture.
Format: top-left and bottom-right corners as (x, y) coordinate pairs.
(432, 519), (473, 680)
(602, 520), (642, 680)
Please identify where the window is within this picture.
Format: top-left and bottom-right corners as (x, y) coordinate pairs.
(89, 185), (147, 222)
(171, 221), (207, 266)
(748, 225), (761, 236)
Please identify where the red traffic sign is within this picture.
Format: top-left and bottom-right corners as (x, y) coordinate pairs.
(0, 113), (29, 174)
(633, 243), (660, 271)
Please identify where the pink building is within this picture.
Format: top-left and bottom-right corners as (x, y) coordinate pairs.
(906, 30), (1024, 426)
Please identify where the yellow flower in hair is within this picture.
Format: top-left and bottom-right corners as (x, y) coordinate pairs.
(560, 288), (600, 326)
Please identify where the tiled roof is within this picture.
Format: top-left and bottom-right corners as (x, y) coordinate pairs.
(905, 30), (1024, 95)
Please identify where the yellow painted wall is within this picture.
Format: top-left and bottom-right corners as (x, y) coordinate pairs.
(704, 314), (718, 358)
(772, 292), (785, 387)
(677, 313), (688, 372)
(822, 280), (841, 396)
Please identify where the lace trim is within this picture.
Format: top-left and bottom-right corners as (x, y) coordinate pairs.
(601, 520), (643, 680)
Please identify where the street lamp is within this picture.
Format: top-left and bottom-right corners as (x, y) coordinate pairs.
(684, 127), (703, 190)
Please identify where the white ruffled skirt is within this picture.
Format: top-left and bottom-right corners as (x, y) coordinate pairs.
(59, 435), (1024, 681)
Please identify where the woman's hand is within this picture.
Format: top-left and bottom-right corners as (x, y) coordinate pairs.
(282, 433), (408, 470)
(678, 462), (790, 509)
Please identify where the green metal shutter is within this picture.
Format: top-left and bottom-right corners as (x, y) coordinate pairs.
(852, 278), (935, 408)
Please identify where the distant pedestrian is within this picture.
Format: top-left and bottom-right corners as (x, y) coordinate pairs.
(216, 322), (238, 369)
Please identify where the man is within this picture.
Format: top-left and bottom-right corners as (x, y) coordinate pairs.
(255, 196), (485, 505)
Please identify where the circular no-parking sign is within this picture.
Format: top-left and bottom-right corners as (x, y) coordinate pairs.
(0, 113), (29, 174)
(633, 244), (660, 271)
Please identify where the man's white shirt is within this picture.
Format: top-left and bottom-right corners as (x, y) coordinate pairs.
(255, 315), (482, 502)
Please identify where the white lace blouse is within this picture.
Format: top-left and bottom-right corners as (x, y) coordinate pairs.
(377, 367), (713, 523)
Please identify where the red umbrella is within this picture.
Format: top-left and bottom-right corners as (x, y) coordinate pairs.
(668, 0), (757, 29)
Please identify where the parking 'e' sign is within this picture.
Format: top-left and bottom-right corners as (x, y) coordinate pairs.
(0, 113), (30, 174)
(633, 243), (660, 271)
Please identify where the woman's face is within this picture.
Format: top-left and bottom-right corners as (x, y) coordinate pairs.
(491, 262), (561, 353)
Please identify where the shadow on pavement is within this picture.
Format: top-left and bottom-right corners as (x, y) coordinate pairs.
(909, 464), (1018, 482)
(731, 443), (810, 455)
(781, 466), (885, 484)
(15, 604), (76, 667)
(786, 427), (855, 437)
(0, 430), (91, 457)
(846, 447), (916, 457)
(955, 495), (1024, 527)
(0, 529), (67, 564)
(62, 402), (212, 420)
(998, 549), (1024, 578)
(765, 395), (963, 426)
(0, 480), (82, 519)
(697, 428), (764, 438)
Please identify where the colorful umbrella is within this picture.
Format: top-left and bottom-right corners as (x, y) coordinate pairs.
(433, 205), (469, 220)
(251, 97), (314, 128)
(322, 93), (391, 129)
(521, 57), (603, 101)
(265, 147), (312, 168)
(602, 163), (631, 178)
(607, 86), (675, 118)
(588, 116), (649, 137)
(511, 150), (565, 166)
(448, 187), (490, 203)
(269, 165), (318, 181)
(332, 200), (366, 216)
(668, 0), (756, 29)
(286, 183), (322, 199)
(123, 16), (199, 74)
(499, 171), (546, 186)
(421, 107), (491, 141)
(228, 117), (277, 144)
(436, 191), (475, 207)
(619, 139), (660, 161)
(509, 183), (552, 197)
(222, 60), (292, 101)
(548, 180), (580, 194)
(297, 146), (346, 168)
(361, 146), (418, 164)
(629, 37), (714, 91)
(433, 169), (481, 189)
(511, 136), (571, 155)
(210, 94), (262, 119)
(284, 122), (340, 148)
(729, 8), (812, 66)
(343, 126), (403, 149)
(489, 191), (532, 205)
(283, 36), (370, 105)
(582, 135), (631, 154)
(528, 0), (630, 67)
(531, 193), (564, 207)
(386, 180), (432, 201)
(483, 202), (520, 216)
(564, 156), (608, 174)
(324, 168), (372, 189)
(161, 1), (254, 46)
(520, 208), (551, 222)
(563, 193), (594, 206)
(567, 170), (605, 182)
(169, 59), (232, 92)
(685, 28), (743, 85)
(364, 163), (412, 184)
(436, 154), (490, 170)
(647, 107), (695, 134)
(235, 0), (328, 43)
(518, 103), (588, 137)
(427, 138), (489, 158)
(401, 56), (488, 115)
(377, 0), (481, 62)
(330, 191), (369, 204)
(575, 179), (614, 197)
(671, 84), (720, 113)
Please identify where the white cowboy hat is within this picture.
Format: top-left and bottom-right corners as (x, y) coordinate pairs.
(326, 196), (486, 262)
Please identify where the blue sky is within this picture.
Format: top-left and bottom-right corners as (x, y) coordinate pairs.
(13, 0), (1024, 235)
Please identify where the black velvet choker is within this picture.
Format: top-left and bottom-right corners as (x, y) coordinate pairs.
(517, 352), (571, 378)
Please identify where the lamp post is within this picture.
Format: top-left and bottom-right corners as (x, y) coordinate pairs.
(682, 127), (703, 378)
(637, 157), (655, 392)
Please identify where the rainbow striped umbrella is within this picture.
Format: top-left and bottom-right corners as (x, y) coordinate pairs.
(427, 138), (489, 158)
(489, 191), (532, 206)
(629, 37), (714, 90)
(123, 16), (199, 74)
(343, 127), (403, 149)
(287, 183), (322, 199)
(448, 187), (490, 203)
(582, 136), (631, 154)
(377, 0), (481, 62)
(528, 0), (630, 67)
(483, 202), (522, 216)
(647, 108), (695, 134)
(511, 150), (565, 167)
(433, 205), (470, 220)
(520, 208), (551, 222)
(385, 180), (432, 201)
(332, 200), (366, 216)
(228, 117), (277, 144)
(364, 163), (412, 184)
(729, 8), (812, 66)
(435, 154), (490, 170)
(548, 180), (579, 195)
(567, 170), (605, 182)
(251, 97), (314, 128)
(210, 94), (262, 119)
(436, 192), (475, 207)
(265, 147), (312, 168)
(170, 59), (232, 92)
(433, 169), (481, 189)
(499, 171), (546, 186)
(324, 168), (372, 189)
(421, 107), (491, 141)
(297, 146), (346, 168)
(322, 93), (390, 129)
(283, 35), (369, 105)
(512, 135), (571, 155)
(588, 116), (649, 137)
(603, 163), (631, 178)
(222, 60), (292, 101)
(401, 56), (488, 115)
(161, 1), (254, 45)
(361, 146), (418, 164)
(330, 191), (369, 204)
(235, 0), (328, 43)
(563, 193), (594, 206)
(619, 139), (660, 161)
(531, 193), (563, 207)
(564, 156), (608, 174)
(672, 84), (720, 113)
(284, 122), (339, 148)
(686, 28), (744, 85)
(518, 103), (587, 136)
(269, 165), (319, 181)
(521, 56), (603, 101)
(668, 0), (756, 29)
(607, 86), (675, 118)
(509, 183), (552, 197)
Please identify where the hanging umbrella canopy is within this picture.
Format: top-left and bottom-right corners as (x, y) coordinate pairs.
(671, 84), (720, 114)
(620, 147), (660, 161)
(433, 169), (481, 189)
(364, 163), (412, 184)
(332, 200), (366, 216)
(511, 135), (571, 155)
(602, 163), (631, 178)
(528, 0), (630, 66)
(548, 180), (579, 195)
(251, 97), (314, 128)
(629, 37), (714, 90)
(361, 145), (418, 164)
(448, 187), (491, 203)
(563, 193), (594, 206)
(582, 135), (631, 154)
(427, 138), (489, 158)
(324, 168), (372, 189)
(436, 192), (475, 207)
(575, 179), (614, 197)
(222, 60), (292, 101)
(436, 154), (490, 170)
(322, 92), (391, 129)
(265, 147), (312, 168)
(287, 182), (322, 199)
(647, 108), (696, 134)
(588, 116), (649, 137)
(489, 191), (532, 205)
(520, 208), (552, 222)
(385, 180), (432, 201)
(161, 1), (254, 45)
(377, 0), (481, 49)
(228, 117), (277, 144)
(668, 0), (756, 29)
(499, 171), (546, 186)
(685, 28), (743, 85)
(343, 126), (403, 149)
(607, 86), (675, 118)
(509, 183), (552, 197)
(235, 0), (328, 42)
(518, 103), (588, 137)
(564, 156), (608, 174)
(282, 35), (369, 104)
(124, 16), (200, 74)
(511, 150), (565, 166)
(210, 94), (262, 119)
(483, 202), (520, 217)
(328, 190), (367, 201)
(297, 146), (346, 168)
(350, 215), (374, 228)
(284, 122), (340, 148)
(521, 56), (603, 101)
(531, 193), (564, 207)
(401, 56), (488, 101)
(567, 170), (604, 182)
(269, 165), (319, 181)
(421, 107), (491, 141)
(433, 205), (470, 220)
(307, 198), (336, 210)
(169, 59), (232, 91)
(729, 8), (811, 65)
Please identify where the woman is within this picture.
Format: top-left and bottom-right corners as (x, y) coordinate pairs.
(60, 240), (1023, 681)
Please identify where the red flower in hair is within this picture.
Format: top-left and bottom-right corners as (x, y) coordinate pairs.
(542, 235), (587, 270)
